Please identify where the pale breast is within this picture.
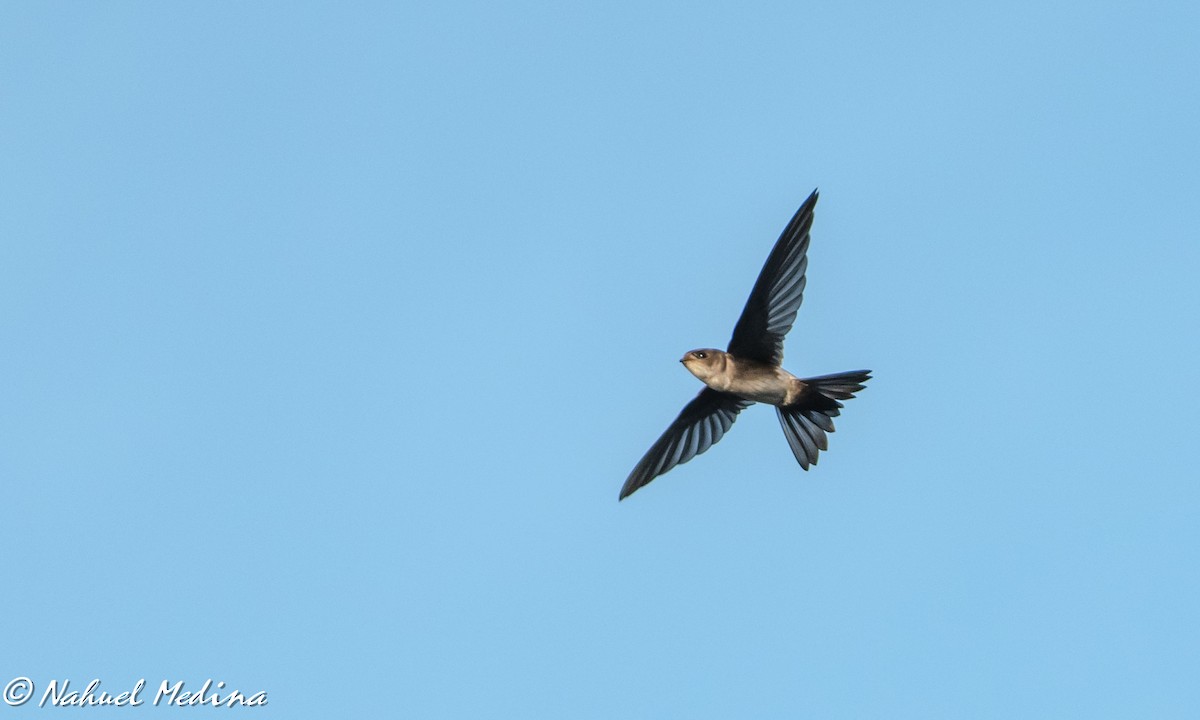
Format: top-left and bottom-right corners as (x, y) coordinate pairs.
(720, 360), (798, 406)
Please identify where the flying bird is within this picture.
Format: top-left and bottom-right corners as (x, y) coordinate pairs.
(620, 189), (870, 500)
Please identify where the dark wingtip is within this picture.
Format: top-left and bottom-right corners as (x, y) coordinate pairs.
(618, 480), (638, 501)
(798, 187), (819, 214)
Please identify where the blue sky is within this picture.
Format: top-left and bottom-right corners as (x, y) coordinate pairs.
(2, 2), (1198, 717)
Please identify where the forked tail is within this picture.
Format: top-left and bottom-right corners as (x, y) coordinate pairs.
(775, 370), (871, 469)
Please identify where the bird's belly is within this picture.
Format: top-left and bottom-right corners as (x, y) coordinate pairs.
(721, 375), (790, 405)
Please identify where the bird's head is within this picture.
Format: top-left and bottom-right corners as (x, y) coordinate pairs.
(680, 349), (725, 382)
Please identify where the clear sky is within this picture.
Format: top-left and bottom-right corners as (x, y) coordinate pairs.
(2, 2), (1198, 718)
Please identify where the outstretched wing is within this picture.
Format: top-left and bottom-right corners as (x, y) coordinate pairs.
(620, 388), (752, 500)
(726, 189), (817, 365)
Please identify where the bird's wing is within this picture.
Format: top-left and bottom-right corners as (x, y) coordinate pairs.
(725, 189), (817, 365)
(620, 388), (752, 500)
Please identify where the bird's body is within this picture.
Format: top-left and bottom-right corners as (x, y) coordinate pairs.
(620, 189), (871, 500)
(681, 349), (806, 406)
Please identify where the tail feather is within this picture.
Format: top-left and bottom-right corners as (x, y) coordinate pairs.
(775, 370), (871, 469)
(800, 370), (871, 399)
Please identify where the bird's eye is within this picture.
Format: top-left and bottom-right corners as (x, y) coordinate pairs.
(695, 351), (707, 359)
